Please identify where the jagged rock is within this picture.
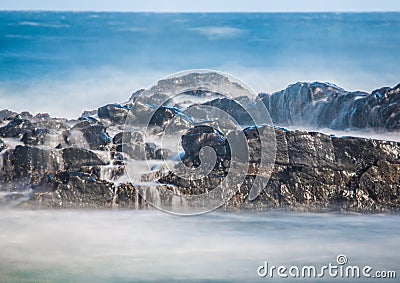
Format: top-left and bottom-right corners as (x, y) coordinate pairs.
(148, 106), (192, 130)
(202, 98), (254, 126)
(113, 131), (143, 144)
(19, 171), (115, 208)
(0, 117), (34, 139)
(160, 125), (400, 212)
(116, 143), (145, 160)
(21, 128), (49, 145)
(0, 109), (16, 121)
(261, 82), (400, 131)
(1, 145), (63, 184)
(155, 148), (172, 159)
(181, 125), (230, 167)
(81, 109), (97, 118)
(1, 76), (400, 212)
(62, 147), (107, 170)
(70, 120), (112, 150)
(98, 103), (131, 124)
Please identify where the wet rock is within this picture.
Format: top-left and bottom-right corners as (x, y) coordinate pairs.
(1, 145), (63, 184)
(20, 171), (115, 209)
(70, 121), (112, 150)
(62, 147), (107, 170)
(21, 128), (49, 145)
(155, 148), (172, 160)
(262, 82), (400, 131)
(116, 143), (145, 160)
(202, 98), (254, 126)
(181, 125), (230, 167)
(98, 103), (131, 124)
(0, 117), (34, 139)
(148, 106), (192, 130)
(113, 131), (143, 144)
(160, 125), (400, 212)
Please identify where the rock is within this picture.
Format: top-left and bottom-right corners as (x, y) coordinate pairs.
(81, 109), (97, 118)
(71, 121), (111, 150)
(21, 128), (49, 145)
(0, 117), (34, 139)
(181, 125), (230, 167)
(148, 106), (192, 130)
(160, 125), (400, 212)
(20, 171), (115, 209)
(113, 131), (143, 144)
(202, 98), (254, 126)
(0, 138), (6, 151)
(155, 148), (172, 159)
(62, 147), (107, 170)
(1, 145), (63, 184)
(262, 82), (400, 131)
(98, 103), (131, 124)
(0, 109), (17, 121)
(116, 143), (145, 160)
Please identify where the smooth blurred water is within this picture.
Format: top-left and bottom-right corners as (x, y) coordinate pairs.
(0, 210), (399, 282)
(1, 12), (400, 117)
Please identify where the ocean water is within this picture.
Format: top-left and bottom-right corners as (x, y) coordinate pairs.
(0, 210), (399, 282)
(0, 12), (400, 117)
(1, 12), (400, 282)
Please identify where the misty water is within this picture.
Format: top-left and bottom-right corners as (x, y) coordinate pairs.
(0, 210), (399, 282)
(1, 11), (399, 282)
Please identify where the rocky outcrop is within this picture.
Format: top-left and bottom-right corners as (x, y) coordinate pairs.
(0, 76), (399, 212)
(260, 82), (400, 131)
(159, 126), (400, 212)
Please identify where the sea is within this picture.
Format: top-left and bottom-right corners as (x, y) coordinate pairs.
(0, 12), (399, 118)
(0, 12), (399, 282)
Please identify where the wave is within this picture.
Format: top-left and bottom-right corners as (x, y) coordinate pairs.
(18, 21), (70, 28)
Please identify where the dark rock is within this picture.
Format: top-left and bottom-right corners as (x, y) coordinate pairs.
(0, 138), (6, 151)
(1, 145), (63, 184)
(0, 117), (34, 139)
(148, 106), (192, 130)
(21, 128), (49, 145)
(33, 113), (50, 121)
(98, 103), (131, 124)
(181, 125), (230, 167)
(160, 125), (400, 212)
(0, 109), (17, 121)
(71, 121), (111, 150)
(20, 171), (115, 208)
(113, 131), (143, 145)
(116, 143), (145, 160)
(202, 98), (254, 126)
(262, 82), (400, 131)
(62, 147), (107, 170)
(145, 142), (157, 159)
(155, 148), (172, 159)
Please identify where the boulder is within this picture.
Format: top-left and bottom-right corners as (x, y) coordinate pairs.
(0, 117), (34, 139)
(98, 103), (131, 124)
(262, 82), (400, 131)
(62, 147), (107, 170)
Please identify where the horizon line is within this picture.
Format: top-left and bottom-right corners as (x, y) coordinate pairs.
(1, 9), (400, 13)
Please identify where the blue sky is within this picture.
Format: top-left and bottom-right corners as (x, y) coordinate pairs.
(0, 0), (399, 12)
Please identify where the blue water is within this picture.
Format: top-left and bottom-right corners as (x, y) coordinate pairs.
(1, 12), (400, 117)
